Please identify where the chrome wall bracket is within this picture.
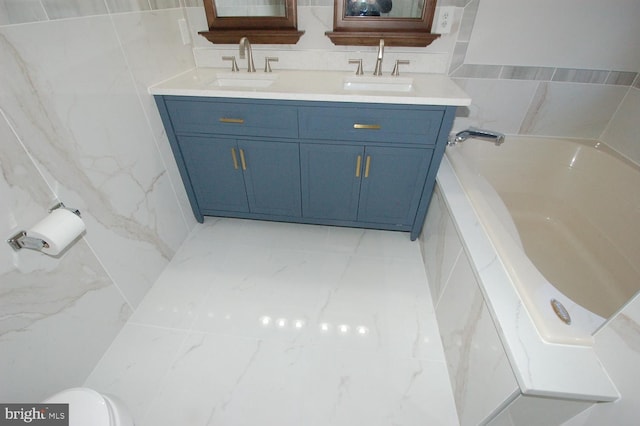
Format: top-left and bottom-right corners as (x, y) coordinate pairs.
(6, 202), (81, 252)
(49, 202), (81, 217)
(7, 230), (48, 251)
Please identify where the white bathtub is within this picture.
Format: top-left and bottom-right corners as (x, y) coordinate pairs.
(445, 136), (640, 345)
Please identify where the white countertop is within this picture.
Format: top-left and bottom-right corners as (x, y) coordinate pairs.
(149, 68), (471, 106)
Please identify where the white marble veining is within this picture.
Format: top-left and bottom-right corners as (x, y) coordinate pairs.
(40, 0), (108, 19)
(0, 6), (197, 402)
(0, 111), (132, 402)
(433, 156), (619, 401)
(0, 0), (47, 25)
(86, 218), (460, 426)
(451, 78), (538, 134)
(149, 68), (472, 106)
(420, 187), (463, 306)
(0, 11), (195, 308)
(565, 294), (640, 425)
(104, 0), (152, 14)
(601, 87), (640, 166)
(109, 8), (199, 250)
(519, 82), (628, 138)
(0, 1), (635, 422)
(435, 245), (519, 424)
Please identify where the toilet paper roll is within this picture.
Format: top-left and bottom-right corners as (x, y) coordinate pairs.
(28, 208), (86, 256)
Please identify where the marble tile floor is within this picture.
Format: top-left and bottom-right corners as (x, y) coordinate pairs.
(85, 218), (459, 426)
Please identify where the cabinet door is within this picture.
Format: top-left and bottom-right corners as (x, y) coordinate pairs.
(300, 144), (363, 221)
(237, 139), (301, 217)
(358, 146), (434, 226)
(178, 136), (249, 213)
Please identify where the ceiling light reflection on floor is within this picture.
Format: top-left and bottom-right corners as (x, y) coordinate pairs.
(258, 315), (369, 338)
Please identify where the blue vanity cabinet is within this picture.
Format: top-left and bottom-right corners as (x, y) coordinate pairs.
(155, 96), (302, 222)
(298, 103), (452, 239)
(179, 135), (250, 214)
(178, 135), (301, 217)
(162, 96), (298, 138)
(237, 139), (301, 217)
(300, 144), (433, 227)
(357, 145), (434, 226)
(300, 143), (363, 221)
(155, 95), (456, 240)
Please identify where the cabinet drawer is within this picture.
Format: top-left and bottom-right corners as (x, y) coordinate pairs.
(165, 98), (298, 138)
(299, 105), (444, 145)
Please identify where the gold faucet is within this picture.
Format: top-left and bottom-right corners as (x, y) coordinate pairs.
(373, 39), (384, 76)
(239, 37), (256, 73)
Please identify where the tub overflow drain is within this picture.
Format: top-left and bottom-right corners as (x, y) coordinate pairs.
(550, 299), (571, 325)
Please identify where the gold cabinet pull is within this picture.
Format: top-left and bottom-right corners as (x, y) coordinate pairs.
(364, 155), (371, 178)
(231, 148), (239, 170)
(219, 117), (244, 124)
(239, 148), (247, 170)
(353, 124), (381, 130)
(355, 155), (362, 177)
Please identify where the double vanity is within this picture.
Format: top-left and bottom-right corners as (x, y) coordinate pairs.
(151, 68), (470, 240)
(150, 63), (621, 424)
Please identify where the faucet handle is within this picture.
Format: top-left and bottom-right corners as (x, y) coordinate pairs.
(391, 60), (410, 76)
(264, 57), (278, 73)
(348, 59), (363, 75)
(222, 56), (239, 72)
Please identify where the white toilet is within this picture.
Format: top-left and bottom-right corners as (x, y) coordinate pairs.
(44, 387), (134, 426)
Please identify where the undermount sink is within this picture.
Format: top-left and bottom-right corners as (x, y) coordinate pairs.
(343, 75), (414, 92)
(211, 72), (278, 88)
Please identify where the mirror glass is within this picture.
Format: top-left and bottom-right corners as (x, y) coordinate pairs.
(201, 0), (303, 44)
(214, 0), (287, 18)
(344, 0), (424, 18)
(327, 0), (438, 46)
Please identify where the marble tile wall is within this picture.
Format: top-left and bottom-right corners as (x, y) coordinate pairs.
(1, 0), (638, 409)
(421, 187), (519, 425)
(0, 111), (132, 402)
(447, 0), (639, 164)
(0, 0), (184, 23)
(184, 0), (639, 163)
(0, 1), (196, 400)
(601, 87), (640, 165)
(561, 293), (640, 426)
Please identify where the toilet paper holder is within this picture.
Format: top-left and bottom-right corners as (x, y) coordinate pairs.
(6, 202), (81, 251)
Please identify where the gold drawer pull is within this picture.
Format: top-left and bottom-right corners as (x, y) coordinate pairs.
(353, 124), (381, 130)
(355, 155), (362, 177)
(219, 117), (244, 124)
(364, 156), (371, 178)
(231, 148), (239, 169)
(239, 148), (247, 170)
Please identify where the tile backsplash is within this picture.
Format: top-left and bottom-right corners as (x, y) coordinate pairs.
(187, 3), (457, 74)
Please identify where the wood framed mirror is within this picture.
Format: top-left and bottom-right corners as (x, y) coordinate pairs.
(199, 0), (304, 44)
(326, 0), (440, 46)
